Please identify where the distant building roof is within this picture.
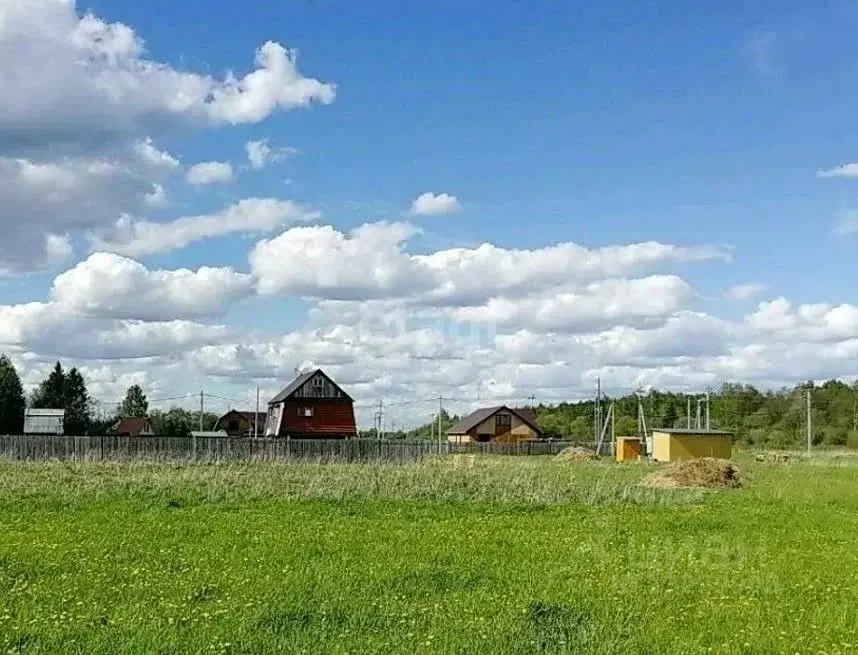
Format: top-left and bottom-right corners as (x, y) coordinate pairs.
(113, 417), (153, 436)
(24, 408), (65, 435)
(214, 410), (266, 427)
(513, 407), (537, 425)
(652, 428), (733, 436)
(26, 408), (65, 417)
(269, 368), (353, 404)
(448, 405), (542, 436)
(270, 370), (316, 404)
(237, 411), (266, 424)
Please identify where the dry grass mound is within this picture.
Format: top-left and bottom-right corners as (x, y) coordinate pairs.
(644, 458), (742, 490)
(554, 446), (598, 462)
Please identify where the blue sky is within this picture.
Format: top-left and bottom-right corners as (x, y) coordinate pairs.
(2, 0), (858, 424)
(80, 0), (858, 303)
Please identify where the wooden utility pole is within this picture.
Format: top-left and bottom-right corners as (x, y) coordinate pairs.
(199, 390), (204, 431)
(595, 402), (614, 456)
(594, 377), (602, 448)
(438, 396), (443, 451)
(852, 398), (858, 432)
(806, 386), (812, 455)
(255, 386), (260, 438)
(686, 396), (691, 429)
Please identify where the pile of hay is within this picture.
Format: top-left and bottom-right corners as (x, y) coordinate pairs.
(644, 458), (742, 490)
(554, 446), (598, 462)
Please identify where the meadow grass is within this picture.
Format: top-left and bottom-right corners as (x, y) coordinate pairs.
(0, 455), (856, 654)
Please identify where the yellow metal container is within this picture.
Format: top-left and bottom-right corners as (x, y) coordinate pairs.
(651, 429), (732, 462)
(615, 437), (642, 462)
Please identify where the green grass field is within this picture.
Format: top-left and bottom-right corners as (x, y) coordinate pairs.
(0, 455), (856, 654)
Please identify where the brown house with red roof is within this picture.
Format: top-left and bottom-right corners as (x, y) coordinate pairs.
(113, 417), (154, 437)
(264, 368), (357, 439)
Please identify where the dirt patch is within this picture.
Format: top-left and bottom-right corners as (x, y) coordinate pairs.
(554, 447), (598, 462)
(643, 458), (742, 490)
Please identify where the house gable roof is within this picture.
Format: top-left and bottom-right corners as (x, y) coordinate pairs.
(113, 417), (152, 435)
(214, 410), (266, 431)
(448, 405), (542, 436)
(26, 408), (65, 417)
(268, 368), (354, 404)
(217, 409), (266, 424)
(238, 411), (267, 424)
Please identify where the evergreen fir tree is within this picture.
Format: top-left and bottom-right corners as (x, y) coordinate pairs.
(0, 355), (25, 434)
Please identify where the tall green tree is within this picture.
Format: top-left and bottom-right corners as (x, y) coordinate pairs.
(119, 384), (149, 418)
(0, 355), (25, 434)
(149, 408), (218, 438)
(32, 362), (66, 409)
(63, 368), (92, 435)
(662, 403), (679, 429)
(31, 363), (93, 435)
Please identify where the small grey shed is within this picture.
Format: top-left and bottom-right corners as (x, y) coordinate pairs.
(23, 408), (65, 435)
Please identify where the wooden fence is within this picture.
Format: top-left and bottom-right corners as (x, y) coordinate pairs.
(0, 435), (593, 463)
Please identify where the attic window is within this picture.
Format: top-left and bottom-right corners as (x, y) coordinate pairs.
(496, 413), (511, 426)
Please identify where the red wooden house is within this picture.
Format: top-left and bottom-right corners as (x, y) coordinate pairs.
(263, 369), (357, 439)
(112, 417), (154, 437)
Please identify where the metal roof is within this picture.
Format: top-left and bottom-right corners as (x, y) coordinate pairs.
(26, 408), (65, 417)
(447, 405), (542, 435)
(268, 368), (353, 404)
(269, 370), (319, 404)
(651, 428), (733, 435)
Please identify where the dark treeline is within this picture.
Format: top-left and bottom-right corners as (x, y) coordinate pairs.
(534, 381), (858, 448)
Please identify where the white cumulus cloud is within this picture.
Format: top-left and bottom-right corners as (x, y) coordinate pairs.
(92, 198), (319, 257)
(0, 1), (336, 146)
(51, 252), (253, 321)
(186, 161), (234, 186)
(245, 139), (297, 169)
(725, 282), (767, 301)
(0, 0), (334, 272)
(251, 222), (430, 299)
(817, 163), (858, 178)
(452, 275), (695, 333)
(250, 220), (730, 305)
(410, 192), (462, 216)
